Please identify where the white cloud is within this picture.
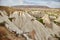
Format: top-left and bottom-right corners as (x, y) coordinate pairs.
(0, 0), (23, 6)
(23, 0), (60, 8)
(47, 1), (60, 8)
(0, 0), (60, 8)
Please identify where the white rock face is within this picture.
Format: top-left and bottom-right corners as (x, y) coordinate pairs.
(42, 14), (52, 28)
(9, 11), (53, 40)
(54, 16), (60, 23)
(0, 10), (60, 40)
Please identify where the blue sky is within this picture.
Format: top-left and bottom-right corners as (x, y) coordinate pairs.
(0, 0), (60, 8)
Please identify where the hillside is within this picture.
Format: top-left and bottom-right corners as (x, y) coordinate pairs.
(0, 6), (60, 40)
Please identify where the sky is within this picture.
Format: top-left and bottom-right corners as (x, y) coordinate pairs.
(0, 0), (60, 8)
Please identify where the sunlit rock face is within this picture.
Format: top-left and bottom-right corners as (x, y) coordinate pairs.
(41, 14), (52, 28)
(29, 11), (45, 18)
(0, 9), (60, 40)
(54, 16), (60, 23)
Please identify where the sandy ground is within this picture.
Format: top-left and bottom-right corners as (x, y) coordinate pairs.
(0, 26), (26, 40)
(0, 25), (35, 40)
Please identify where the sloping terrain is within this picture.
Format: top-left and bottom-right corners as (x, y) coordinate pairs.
(0, 6), (60, 40)
(0, 25), (27, 40)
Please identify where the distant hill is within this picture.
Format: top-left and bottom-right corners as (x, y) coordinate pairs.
(13, 5), (50, 8)
(0, 6), (60, 14)
(12, 5), (60, 12)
